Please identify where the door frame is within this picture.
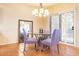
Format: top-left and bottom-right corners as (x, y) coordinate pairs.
(49, 11), (75, 44)
(18, 19), (33, 43)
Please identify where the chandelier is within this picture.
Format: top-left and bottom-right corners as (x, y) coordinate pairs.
(32, 3), (49, 17)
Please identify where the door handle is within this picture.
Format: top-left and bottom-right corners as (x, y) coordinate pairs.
(72, 26), (74, 30)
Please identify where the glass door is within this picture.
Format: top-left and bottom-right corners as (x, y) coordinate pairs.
(18, 20), (33, 43)
(51, 15), (60, 33)
(50, 11), (74, 44)
(61, 11), (74, 44)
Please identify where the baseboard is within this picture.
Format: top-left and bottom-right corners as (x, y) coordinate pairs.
(59, 41), (79, 48)
(0, 42), (18, 46)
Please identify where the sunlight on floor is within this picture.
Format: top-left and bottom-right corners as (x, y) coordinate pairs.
(0, 43), (78, 56)
(18, 43), (50, 56)
(19, 43), (24, 56)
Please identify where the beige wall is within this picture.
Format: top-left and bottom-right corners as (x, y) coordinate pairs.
(0, 4), (44, 45)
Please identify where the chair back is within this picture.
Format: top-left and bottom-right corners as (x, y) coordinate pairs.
(22, 28), (28, 42)
(51, 29), (60, 45)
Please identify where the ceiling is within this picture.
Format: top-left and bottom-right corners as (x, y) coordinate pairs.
(26, 3), (56, 8)
(0, 3), (56, 8)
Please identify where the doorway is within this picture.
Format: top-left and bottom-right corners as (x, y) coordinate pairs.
(18, 20), (33, 43)
(61, 11), (74, 44)
(50, 11), (74, 44)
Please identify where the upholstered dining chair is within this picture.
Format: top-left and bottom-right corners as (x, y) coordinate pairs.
(22, 28), (38, 52)
(41, 29), (60, 55)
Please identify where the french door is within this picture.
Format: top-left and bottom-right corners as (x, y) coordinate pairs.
(50, 11), (74, 44)
(18, 20), (33, 43)
(61, 11), (74, 44)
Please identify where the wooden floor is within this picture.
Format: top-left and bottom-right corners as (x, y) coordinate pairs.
(0, 43), (79, 56)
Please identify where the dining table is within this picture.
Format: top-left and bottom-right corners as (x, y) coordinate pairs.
(28, 33), (51, 39)
(28, 33), (51, 46)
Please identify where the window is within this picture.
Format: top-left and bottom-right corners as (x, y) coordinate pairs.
(50, 11), (74, 44)
(50, 15), (60, 33)
(61, 11), (74, 44)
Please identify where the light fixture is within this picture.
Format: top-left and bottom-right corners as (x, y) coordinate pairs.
(32, 3), (49, 17)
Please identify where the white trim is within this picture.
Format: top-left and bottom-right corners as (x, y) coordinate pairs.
(0, 42), (18, 45)
(59, 41), (79, 48)
(50, 8), (77, 45)
(50, 8), (76, 16)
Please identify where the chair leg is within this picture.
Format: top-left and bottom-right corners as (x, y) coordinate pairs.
(40, 43), (44, 52)
(35, 43), (39, 51)
(23, 47), (26, 52)
(23, 43), (26, 56)
(57, 44), (59, 54)
(35, 43), (36, 48)
(23, 43), (26, 52)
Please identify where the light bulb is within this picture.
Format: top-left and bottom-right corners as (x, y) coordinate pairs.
(44, 9), (49, 16)
(32, 9), (38, 16)
(39, 8), (44, 14)
(39, 13), (42, 17)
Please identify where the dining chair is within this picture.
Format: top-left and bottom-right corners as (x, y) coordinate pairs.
(41, 29), (60, 55)
(22, 28), (38, 52)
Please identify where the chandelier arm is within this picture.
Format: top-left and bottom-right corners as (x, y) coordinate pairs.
(32, 3), (49, 16)
(40, 3), (43, 8)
